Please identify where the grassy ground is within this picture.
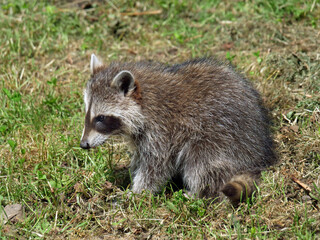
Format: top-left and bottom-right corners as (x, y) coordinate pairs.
(0, 0), (319, 239)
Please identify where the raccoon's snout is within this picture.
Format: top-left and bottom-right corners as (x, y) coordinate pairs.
(80, 140), (90, 149)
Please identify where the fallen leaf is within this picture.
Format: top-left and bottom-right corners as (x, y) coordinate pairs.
(221, 42), (234, 50)
(290, 125), (299, 133)
(0, 204), (24, 224)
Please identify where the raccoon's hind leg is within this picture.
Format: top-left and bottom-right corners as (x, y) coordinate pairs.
(221, 171), (261, 205)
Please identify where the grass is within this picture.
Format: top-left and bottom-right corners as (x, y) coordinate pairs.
(0, 0), (319, 238)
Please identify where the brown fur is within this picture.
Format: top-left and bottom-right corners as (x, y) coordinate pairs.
(131, 80), (142, 103)
(222, 172), (260, 205)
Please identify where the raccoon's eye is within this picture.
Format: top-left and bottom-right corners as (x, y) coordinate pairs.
(95, 115), (105, 122)
(94, 116), (122, 134)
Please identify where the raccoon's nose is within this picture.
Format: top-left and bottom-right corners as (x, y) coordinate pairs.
(80, 140), (90, 149)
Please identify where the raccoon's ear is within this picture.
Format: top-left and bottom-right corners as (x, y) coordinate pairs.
(90, 54), (103, 74)
(111, 70), (135, 96)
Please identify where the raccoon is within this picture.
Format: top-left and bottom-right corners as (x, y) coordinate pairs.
(80, 54), (277, 203)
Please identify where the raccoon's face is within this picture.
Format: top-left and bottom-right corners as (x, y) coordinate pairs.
(80, 97), (122, 149)
(80, 54), (143, 149)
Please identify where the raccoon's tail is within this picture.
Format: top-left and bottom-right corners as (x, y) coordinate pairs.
(221, 171), (261, 205)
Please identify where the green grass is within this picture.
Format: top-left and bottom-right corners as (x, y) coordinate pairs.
(1, 0), (320, 238)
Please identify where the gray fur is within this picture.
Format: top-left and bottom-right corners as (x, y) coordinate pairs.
(80, 57), (277, 200)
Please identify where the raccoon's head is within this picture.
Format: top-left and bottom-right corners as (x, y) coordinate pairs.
(80, 54), (143, 149)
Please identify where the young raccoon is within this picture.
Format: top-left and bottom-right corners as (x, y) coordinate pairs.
(80, 54), (277, 204)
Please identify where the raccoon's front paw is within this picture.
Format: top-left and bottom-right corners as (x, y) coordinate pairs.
(131, 181), (154, 194)
(131, 171), (162, 194)
(131, 185), (143, 194)
(183, 190), (197, 199)
(131, 184), (155, 196)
